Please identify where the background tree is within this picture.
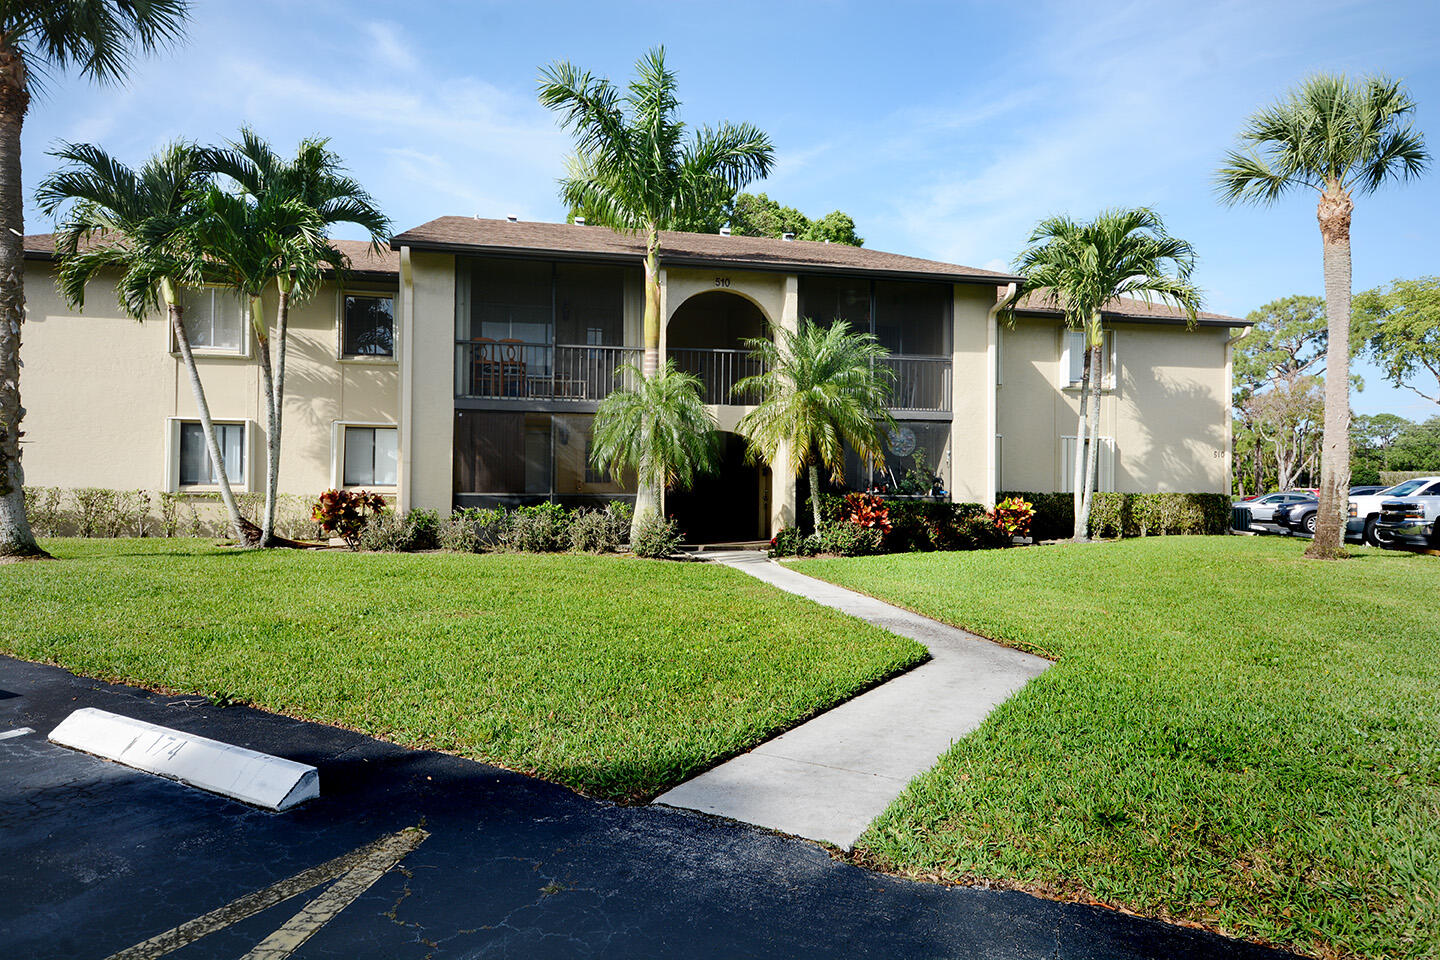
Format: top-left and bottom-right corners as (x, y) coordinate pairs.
(539, 46), (773, 523)
(1232, 295), (1327, 494)
(1354, 276), (1440, 407)
(1351, 412), (1413, 484)
(1385, 416), (1440, 474)
(203, 129), (390, 545)
(1008, 208), (1201, 540)
(1248, 375), (1324, 491)
(36, 139), (249, 542)
(0, 0), (189, 558)
(726, 192), (864, 246)
(1218, 72), (1429, 558)
(734, 319), (894, 533)
(589, 361), (717, 541)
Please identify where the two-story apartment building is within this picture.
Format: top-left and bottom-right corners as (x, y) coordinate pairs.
(20, 217), (1245, 542)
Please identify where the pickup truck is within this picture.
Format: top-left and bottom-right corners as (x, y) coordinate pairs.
(1347, 476), (1440, 545)
(1376, 497), (1440, 550)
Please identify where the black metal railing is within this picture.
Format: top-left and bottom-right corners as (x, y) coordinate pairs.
(668, 347), (766, 404)
(455, 341), (641, 400)
(878, 355), (952, 412)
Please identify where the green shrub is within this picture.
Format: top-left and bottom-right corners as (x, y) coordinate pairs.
(438, 513), (482, 553)
(1000, 491), (1232, 540)
(769, 525), (809, 557)
(23, 486), (66, 537)
(571, 502), (631, 553)
(109, 490), (150, 537)
(818, 522), (884, 556)
(405, 509), (442, 550)
(502, 502), (572, 553)
(71, 488), (117, 538)
(158, 492), (184, 537)
(358, 508), (440, 552)
(631, 513), (682, 558)
(312, 489), (387, 550)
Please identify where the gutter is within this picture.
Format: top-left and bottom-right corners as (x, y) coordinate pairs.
(985, 282), (1019, 508)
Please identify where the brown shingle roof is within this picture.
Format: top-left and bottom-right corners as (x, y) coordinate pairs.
(23, 233), (399, 278)
(391, 216), (1021, 284)
(1008, 289), (1246, 327)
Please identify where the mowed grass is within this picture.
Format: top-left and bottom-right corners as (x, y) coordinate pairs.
(1, 539), (924, 801)
(793, 538), (1439, 960)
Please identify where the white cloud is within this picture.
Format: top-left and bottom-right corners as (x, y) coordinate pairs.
(362, 21), (418, 74)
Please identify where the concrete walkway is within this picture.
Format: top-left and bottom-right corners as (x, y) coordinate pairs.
(655, 552), (1051, 849)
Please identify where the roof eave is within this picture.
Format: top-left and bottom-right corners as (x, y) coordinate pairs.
(1012, 306), (1249, 328)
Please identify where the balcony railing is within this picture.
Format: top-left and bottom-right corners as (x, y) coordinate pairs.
(879, 355), (951, 412)
(456, 341), (641, 400)
(668, 347), (767, 405)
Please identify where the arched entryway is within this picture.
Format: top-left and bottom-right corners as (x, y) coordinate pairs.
(667, 432), (770, 544)
(666, 290), (768, 404)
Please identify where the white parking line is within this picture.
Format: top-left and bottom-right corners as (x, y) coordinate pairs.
(0, 727), (34, 741)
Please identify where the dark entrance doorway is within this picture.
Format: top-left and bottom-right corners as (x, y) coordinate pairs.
(667, 291), (768, 404)
(667, 432), (768, 544)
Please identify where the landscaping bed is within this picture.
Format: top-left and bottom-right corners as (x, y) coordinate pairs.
(0, 539), (925, 801)
(793, 537), (1438, 960)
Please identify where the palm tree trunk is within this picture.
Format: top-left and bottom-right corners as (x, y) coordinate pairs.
(164, 285), (247, 542)
(1078, 338), (1104, 541)
(264, 283), (291, 545)
(1071, 319), (1095, 540)
(1307, 185), (1354, 559)
(642, 233), (661, 378)
(249, 295), (279, 547)
(809, 462), (823, 533)
(0, 48), (45, 559)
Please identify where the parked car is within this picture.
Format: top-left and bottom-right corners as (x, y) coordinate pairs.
(1376, 496), (1440, 549)
(1347, 477), (1440, 545)
(1276, 486), (1387, 537)
(1242, 491), (1317, 525)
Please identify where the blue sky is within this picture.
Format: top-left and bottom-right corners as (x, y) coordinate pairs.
(19, 0), (1440, 417)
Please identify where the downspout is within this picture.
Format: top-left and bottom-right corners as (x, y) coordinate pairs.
(985, 282), (1018, 509)
(1224, 324), (1251, 498)
(398, 245), (415, 514)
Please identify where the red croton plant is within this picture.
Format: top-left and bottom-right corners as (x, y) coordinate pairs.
(843, 492), (893, 533)
(312, 489), (388, 550)
(990, 496), (1034, 540)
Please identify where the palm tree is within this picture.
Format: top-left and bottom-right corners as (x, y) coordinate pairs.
(202, 129), (390, 545)
(36, 139), (250, 543)
(0, 0), (189, 558)
(1008, 208), (1202, 541)
(188, 183), (325, 545)
(1218, 73), (1429, 558)
(589, 360), (718, 540)
(537, 46), (774, 380)
(734, 319), (895, 533)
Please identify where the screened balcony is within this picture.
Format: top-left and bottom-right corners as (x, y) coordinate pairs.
(455, 341), (641, 400)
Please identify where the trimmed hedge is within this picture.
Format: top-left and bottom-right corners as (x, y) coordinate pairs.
(816, 494), (1005, 553)
(1000, 491), (1232, 540)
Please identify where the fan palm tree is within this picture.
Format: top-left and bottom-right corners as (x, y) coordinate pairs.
(0, 0), (189, 558)
(538, 45), (774, 382)
(589, 360), (718, 540)
(202, 129), (390, 545)
(36, 139), (252, 543)
(734, 319), (895, 533)
(187, 183), (326, 545)
(1217, 73), (1429, 558)
(1008, 208), (1202, 541)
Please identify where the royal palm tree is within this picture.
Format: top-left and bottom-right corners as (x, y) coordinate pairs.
(202, 129), (390, 544)
(734, 319), (895, 533)
(1008, 208), (1201, 541)
(538, 48), (772, 524)
(0, 0), (189, 557)
(1218, 73), (1428, 558)
(36, 139), (250, 542)
(589, 360), (717, 539)
(188, 183), (325, 545)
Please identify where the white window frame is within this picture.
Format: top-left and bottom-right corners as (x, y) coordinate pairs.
(169, 285), (252, 359)
(1060, 434), (1116, 493)
(165, 417), (254, 493)
(332, 421), (399, 489)
(337, 287), (399, 364)
(1060, 328), (1116, 390)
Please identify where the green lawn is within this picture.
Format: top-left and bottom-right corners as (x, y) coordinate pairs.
(792, 538), (1439, 960)
(1, 539), (923, 801)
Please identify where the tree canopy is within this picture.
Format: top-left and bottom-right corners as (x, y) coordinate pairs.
(1354, 276), (1440, 407)
(726, 193), (864, 246)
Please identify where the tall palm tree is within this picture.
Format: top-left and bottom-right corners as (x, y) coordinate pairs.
(202, 129), (390, 544)
(1218, 73), (1429, 559)
(1008, 208), (1202, 541)
(188, 183), (325, 545)
(538, 48), (772, 524)
(36, 139), (251, 543)
(0, 0), (189, 558)
(590, 360), (717, 539)
(734, 319), (895, 533)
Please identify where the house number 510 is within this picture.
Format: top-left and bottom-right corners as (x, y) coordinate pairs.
(714, 277), (731, 288)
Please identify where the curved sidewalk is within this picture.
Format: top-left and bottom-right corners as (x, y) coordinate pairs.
(655, 552), (1051, 849)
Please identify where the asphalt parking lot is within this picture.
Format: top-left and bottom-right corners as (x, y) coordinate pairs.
(0, 656), (1296, 960)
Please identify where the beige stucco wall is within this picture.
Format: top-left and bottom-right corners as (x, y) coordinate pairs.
(948, 283), (996, 503)
(19, 260), (399, 501)
(403, 250), (456, 514)
(995, 315), (1230, 493)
